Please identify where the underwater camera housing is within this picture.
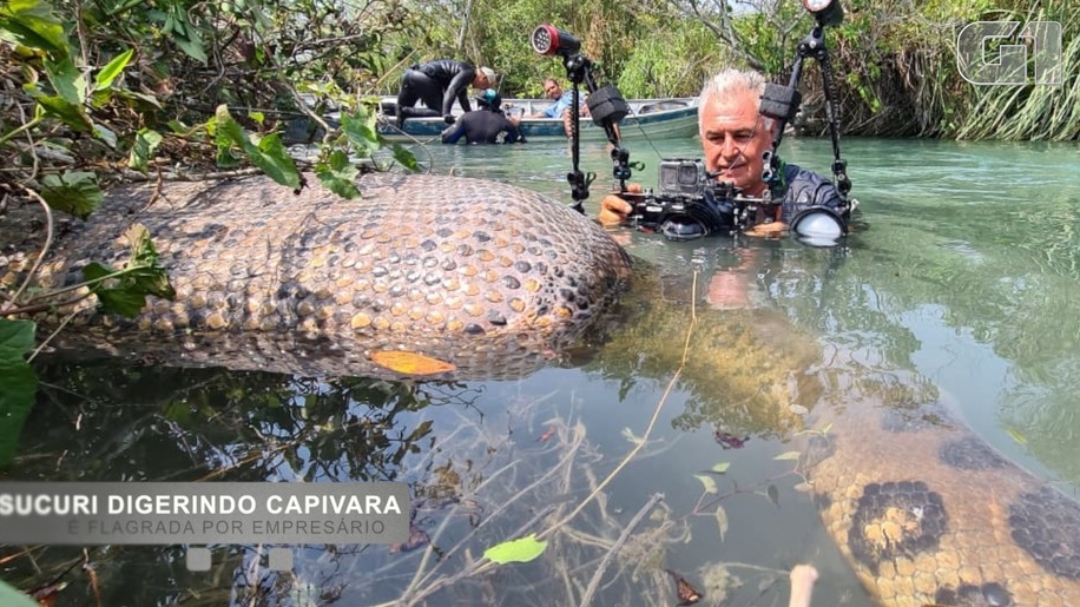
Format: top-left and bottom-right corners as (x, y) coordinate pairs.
(626, 158), (773, 240)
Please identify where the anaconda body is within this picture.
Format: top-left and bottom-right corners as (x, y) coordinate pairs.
(806, 389), (1080, 607)
(26, 172), (632, 379)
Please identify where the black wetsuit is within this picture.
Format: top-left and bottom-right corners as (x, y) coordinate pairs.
(704, 163), (848, 228)
(441, 110), (525, 145)
(397, 59), (476, 119)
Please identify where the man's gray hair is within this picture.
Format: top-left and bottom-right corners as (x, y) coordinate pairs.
(698, 68), (774, 129)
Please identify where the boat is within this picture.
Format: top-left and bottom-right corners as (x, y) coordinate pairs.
(375, 97), (700, 143)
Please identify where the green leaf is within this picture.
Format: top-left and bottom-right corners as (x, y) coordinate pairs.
(0, 319), (37, 469)
(25, 86), (93, 131)
(391, 143), (420, 172)
(173, 31), (207, 63)
(81, 225), (174, 317)
(214, 106), (300, 187)
(128, 128), (163, 172)
(710, 462), (731, 474)
(82, 262), (114, 287)
(94, 48), (133, 91)
(483, 534), (547, 564)
(44, 55), (83, 104)
(773, 451), (801, 461)
(0, 576), (42, 607)
(94, 124), (117, 148)
(248, 110), (265, 125)
(341, 109), (379, 156)
(0, 0), (70, 58)
(693, 473), (718, 495)
(0, 319), (35, 364)
(251, 133), (301, 188)
(40, 171), (103, 219)
(93, 288), (147, 317)
(315, 159), (361, 199)
(122, 224), (175, 299)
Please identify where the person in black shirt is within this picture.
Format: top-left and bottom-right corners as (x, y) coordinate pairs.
(441, 89), (526, 145)
(395, 60), (497, 128)
(598, 68), (849, 237)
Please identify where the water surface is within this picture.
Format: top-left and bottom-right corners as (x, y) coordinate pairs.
(4, 134), (1080, 607)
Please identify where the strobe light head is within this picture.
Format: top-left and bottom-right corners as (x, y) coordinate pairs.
(790, 206), (847, 247)
(803, 0), (844, 27)
(531, 25), (582, 57)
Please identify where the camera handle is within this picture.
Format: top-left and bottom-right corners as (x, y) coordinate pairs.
(760, 25), (852, 201)
(560, 52), (634, 212)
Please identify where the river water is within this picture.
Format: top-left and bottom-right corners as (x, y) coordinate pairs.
(4, 135), (1080, 607)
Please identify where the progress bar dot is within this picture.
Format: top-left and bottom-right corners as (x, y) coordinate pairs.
(268, 548), (293, 571)
(186, 547), (211, 571)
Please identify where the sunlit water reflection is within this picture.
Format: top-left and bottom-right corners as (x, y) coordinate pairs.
(4, 135), (1080, 607)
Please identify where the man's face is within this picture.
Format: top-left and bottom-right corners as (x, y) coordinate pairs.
(699, 90), (773, 195)
(543, 80), (563, 100)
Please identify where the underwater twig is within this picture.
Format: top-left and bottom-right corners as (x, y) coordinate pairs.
(6, 187), (55, 311)
(401, 421), (587, 601)
(541, 269), (699, 537)
(577, 492), (664, 607)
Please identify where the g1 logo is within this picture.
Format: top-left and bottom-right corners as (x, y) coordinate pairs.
(956, 21), (1062, 85)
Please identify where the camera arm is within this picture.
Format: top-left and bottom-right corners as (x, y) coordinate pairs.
(560, 52), (633, 212)
(759, 23), (852, 201)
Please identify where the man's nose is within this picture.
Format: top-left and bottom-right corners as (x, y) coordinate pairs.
(719, 136), (740, 157)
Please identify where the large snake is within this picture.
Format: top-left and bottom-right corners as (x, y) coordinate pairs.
(806, 384), (1080, 607)
(13, 172), (632, 379)
(8, 173), (1080, 606)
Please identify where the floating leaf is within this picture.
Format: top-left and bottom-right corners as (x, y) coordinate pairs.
(773, 451), (801, 462)
(715, 504), (728, 542)
(0, 578), (40, 607)
(766, 484), (780, 506)
(1006, 428), (1028, 445)
(793, 482), (814, 493)
(369, 351), (456, 376)
(621, 427), (644, 445)
(693, 474), (718, 495)
(483, 533), (547, 564)
(788, 404), (809, 415)
(710, 462), (731, 474)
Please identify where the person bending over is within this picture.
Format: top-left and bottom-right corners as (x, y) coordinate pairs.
(395, 59), (497, 128)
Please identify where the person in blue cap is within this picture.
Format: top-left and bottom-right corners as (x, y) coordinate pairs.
(441, 89), (526, 145)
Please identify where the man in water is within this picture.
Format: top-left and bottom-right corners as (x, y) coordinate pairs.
(441, 89), (526, 145)
(395, 60), (497, 128)
(597, 68), (848, 238)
